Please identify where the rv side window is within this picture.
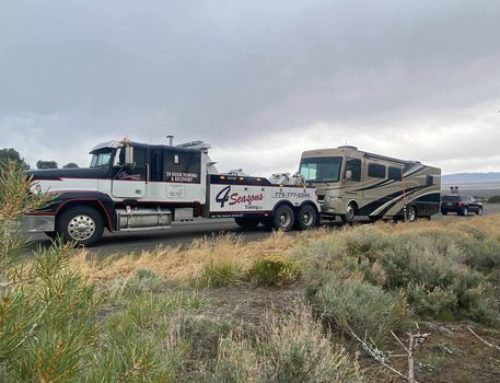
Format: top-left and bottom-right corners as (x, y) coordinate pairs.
(345, 158), (361, 182)
(426, 175), (433, 186)
(368, 163), (386, 178)
(388, 167), (401, 180)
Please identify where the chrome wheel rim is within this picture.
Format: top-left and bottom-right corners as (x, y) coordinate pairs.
(68, 215), (95, 241)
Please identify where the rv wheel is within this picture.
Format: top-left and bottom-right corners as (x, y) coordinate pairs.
(297, 205), (317, 230)
(342, 203), (357, 225)
(407, 205), (417, 222)
(273, 205), (295, 231)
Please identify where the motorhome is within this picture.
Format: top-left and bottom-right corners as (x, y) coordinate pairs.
(299, 146), (441, 223)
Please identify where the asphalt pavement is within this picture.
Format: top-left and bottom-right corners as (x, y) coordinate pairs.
(24, 203), (500, 256)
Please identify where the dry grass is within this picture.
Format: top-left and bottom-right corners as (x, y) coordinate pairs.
(70, 214), (500, 285)
(70, 229), (331, 283)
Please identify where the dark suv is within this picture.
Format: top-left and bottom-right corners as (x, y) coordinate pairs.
(441, 195), (483, 216)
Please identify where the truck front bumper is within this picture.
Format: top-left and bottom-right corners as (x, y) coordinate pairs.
(22, 215), (55, 233)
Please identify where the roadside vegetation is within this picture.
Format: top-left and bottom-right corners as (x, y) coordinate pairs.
(1, 161), (499, 382)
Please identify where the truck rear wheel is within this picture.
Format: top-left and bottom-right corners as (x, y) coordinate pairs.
(56, 206), (104, 247)
(273, 205), (294, 231)
(297, 205), (317, 230)
(234, 217), (260, 230)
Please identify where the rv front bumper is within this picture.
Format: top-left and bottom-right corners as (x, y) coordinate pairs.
(22, 215), (55, 233)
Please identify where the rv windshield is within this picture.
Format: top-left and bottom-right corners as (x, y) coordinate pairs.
(90, 149), (114, 168)
(299, 157), (343, 183)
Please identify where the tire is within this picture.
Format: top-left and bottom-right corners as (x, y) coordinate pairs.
(476, 207), (483, 216)
(341, 202), (357, 225)
(56, 206), (105, 247)
(234, 217), (260, 230)
(441, 210), (448, 216)
(406, 205), (417, 222)
(296, 205), (318, 230)
(272, 205), (295, 231)
(459, 207), (468, 216)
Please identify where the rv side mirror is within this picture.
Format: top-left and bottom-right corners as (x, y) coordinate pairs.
(345, 170), (352, 180)
(124, 146), (134, 165)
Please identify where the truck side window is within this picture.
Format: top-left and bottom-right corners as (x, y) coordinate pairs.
(130, 147), (147, 180)
(151, 149), (163, 181)
(345, 158), (361, 182)
(164, 150), (201, 183)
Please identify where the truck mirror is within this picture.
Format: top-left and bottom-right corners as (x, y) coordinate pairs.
(345, 170), (352, 180)
(125, 146), (134, 165)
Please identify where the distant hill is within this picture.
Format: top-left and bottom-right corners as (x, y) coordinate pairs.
(442, 172), (500, 184)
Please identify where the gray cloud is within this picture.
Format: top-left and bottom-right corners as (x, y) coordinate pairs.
(1, 0), (499, 173)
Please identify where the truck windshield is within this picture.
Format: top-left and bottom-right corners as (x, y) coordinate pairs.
(299, 157), (343, 183)
(90, 149), (114, 168)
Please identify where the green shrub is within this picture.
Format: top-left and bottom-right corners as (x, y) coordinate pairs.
(197, 261), (243, 288)
(87, 291), (203, 382)
(3, 245), (99, 382)
(462, 238), (500, 269)
(124, 268), (165, 295)
(209, 310), (364, 383)
(248, 257), (301, 287)
(309, 276), (406, 346)
(212, 337), (262, 383)
(382, 236), (497, 323)
(262, 310), (363, 382)
(298, 225), (499, 335)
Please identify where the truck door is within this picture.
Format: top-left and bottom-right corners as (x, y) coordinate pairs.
(112, 146), (147, 199)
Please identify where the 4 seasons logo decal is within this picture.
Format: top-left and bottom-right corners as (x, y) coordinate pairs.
(215, 186), (264, 209)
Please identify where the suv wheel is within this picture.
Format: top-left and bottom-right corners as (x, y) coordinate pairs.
(459, 207), (468, 216)
(476, 207), (483, 216)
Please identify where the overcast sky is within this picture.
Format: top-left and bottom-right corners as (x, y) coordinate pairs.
(1, 0), (499, 175)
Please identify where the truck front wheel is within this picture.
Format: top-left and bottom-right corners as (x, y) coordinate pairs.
(56, 206), (105, 247)
(273, 205), (295, 231)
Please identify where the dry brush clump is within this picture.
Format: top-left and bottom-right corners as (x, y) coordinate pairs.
(206, 309), (364, 383)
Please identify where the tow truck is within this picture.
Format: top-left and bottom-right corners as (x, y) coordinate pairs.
(23, 139), (320, 246)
